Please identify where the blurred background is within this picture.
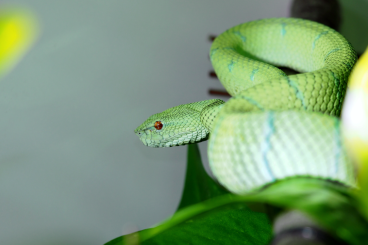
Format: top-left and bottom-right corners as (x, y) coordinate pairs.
(0, 0), (367, 244)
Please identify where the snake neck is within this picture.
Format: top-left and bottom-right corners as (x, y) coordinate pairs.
(200, 99), (225, 132)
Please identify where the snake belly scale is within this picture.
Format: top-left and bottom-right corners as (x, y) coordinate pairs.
(135, 18), (357, 194)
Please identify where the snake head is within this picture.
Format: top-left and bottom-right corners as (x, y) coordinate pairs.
(134, 100), (224, 147)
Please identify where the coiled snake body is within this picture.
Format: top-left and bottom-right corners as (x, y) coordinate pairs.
(135, 18), (357, 194)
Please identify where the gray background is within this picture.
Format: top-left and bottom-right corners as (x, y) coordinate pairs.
(0, 0), (367, 244)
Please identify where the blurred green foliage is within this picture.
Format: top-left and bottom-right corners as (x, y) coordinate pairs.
(105, 144), (368, 245)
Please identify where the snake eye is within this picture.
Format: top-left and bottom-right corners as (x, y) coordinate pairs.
(154, 121), (163, 130)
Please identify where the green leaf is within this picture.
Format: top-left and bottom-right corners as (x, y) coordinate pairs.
(176, 144), (229, 210)
(106, 144), (368, 245)
(250, 178), (368, 245)
(106, 178), (368, 245)
(106, 202), (271, 245)
(140, 204), (271, 245)
(105, 144), (272, 245)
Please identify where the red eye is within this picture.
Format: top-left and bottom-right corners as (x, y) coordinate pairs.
(154, 121), (163, 130)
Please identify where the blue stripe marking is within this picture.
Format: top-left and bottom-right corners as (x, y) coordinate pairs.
(228, 60), (235, 72)
(239, 95), (264, 110)
(324, 48), (341, 61)
(312, 31), (328, 50)
(250, 69), (259, 81)
(344, 62), (353, 69)
(233, 31), (246, 42)
(209, 48), (218, 61)
(287, 78), (307, 109)
(262, 112), (276, 181)
(331, 71), (341, 100)
(333, 118), (341, 176)
(281, 23), (286, 36)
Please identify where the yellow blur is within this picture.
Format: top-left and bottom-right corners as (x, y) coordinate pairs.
(0, 7), (39, 78)
(342, 47), (368, 218)
(343, 47), (368, 167)
(348, 48), (368, 92)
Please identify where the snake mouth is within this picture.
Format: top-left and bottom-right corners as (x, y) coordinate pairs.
(139, 130), (194, 147)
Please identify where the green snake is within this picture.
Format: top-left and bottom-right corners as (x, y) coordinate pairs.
(134, 18), (358, 194)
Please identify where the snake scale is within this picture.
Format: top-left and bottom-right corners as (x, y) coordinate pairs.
(135, 18), (358, 194)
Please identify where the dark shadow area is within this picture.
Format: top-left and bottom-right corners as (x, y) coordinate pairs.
(340, 0), (368, 54)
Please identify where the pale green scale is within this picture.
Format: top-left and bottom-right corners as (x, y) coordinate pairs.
(135, 18), (357, 194)
(208, 111), (356, 194)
